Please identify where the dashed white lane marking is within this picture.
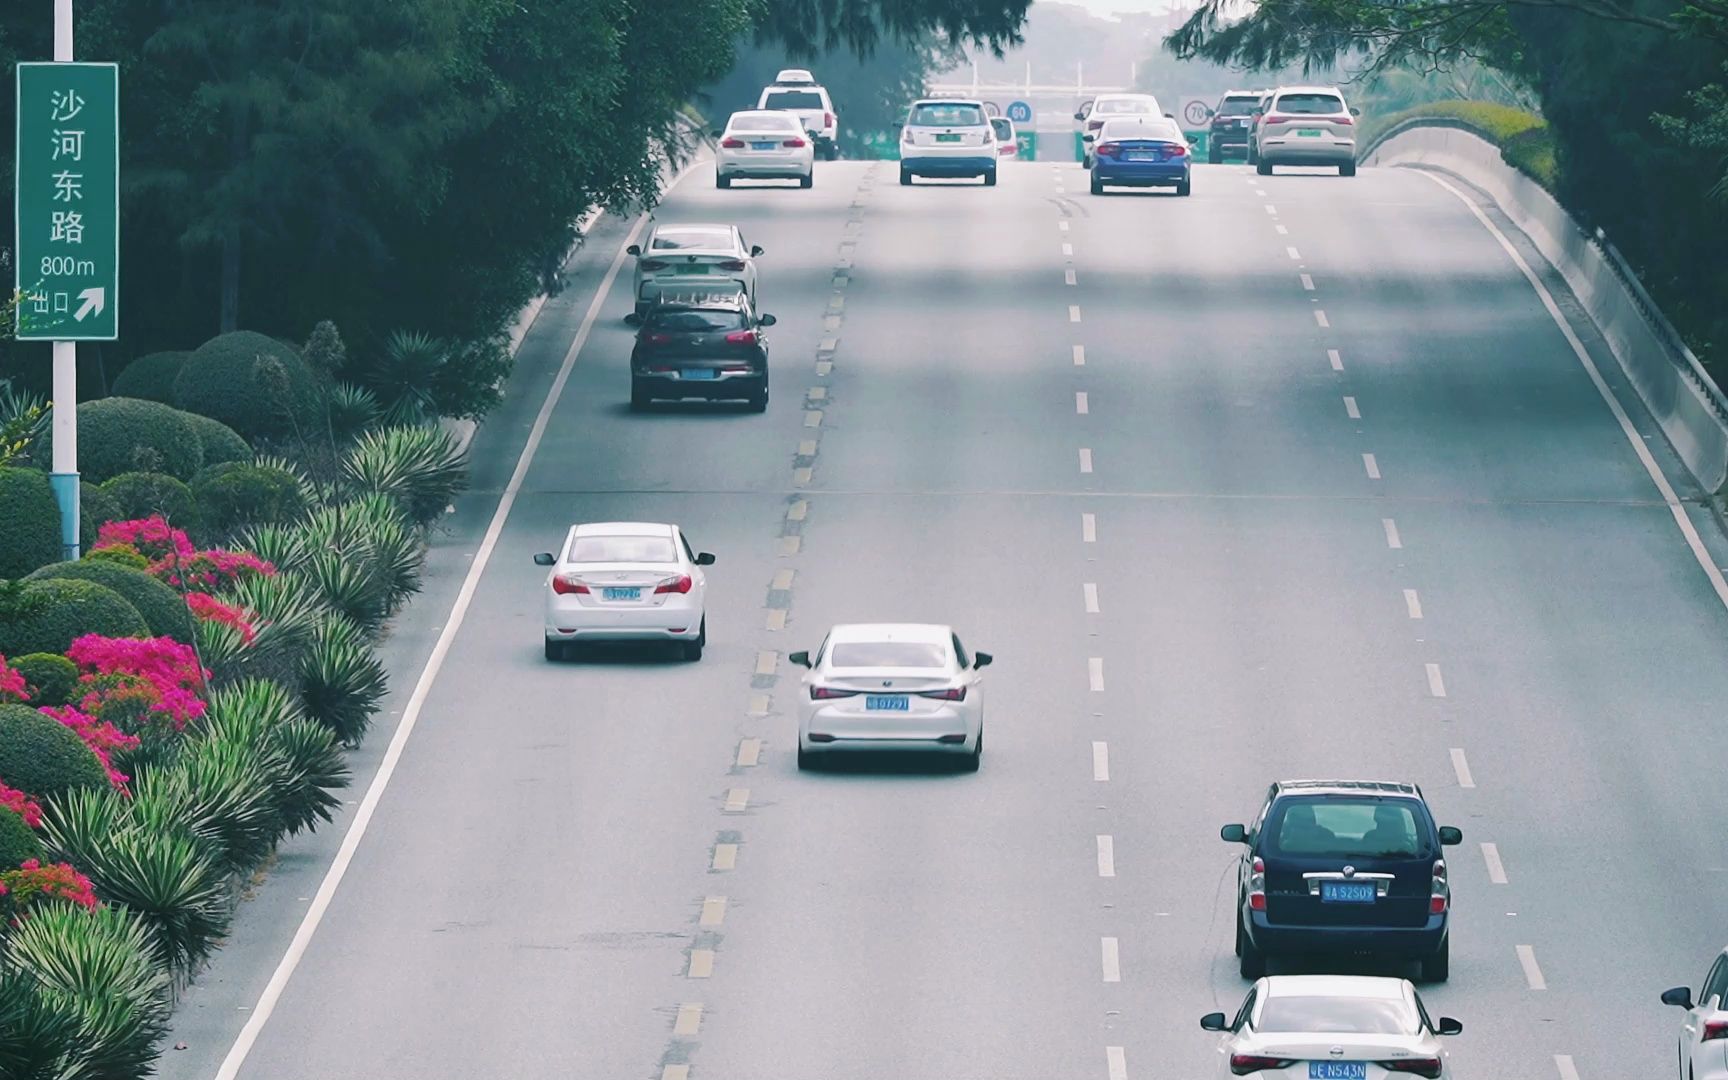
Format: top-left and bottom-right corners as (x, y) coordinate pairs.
(755, 650), (777, 676)
(1300, 273), (1315, 290)
(1092, 740), (1109, 781)
(674, 1003), (704, 1036)
(1069, 304), (1082, 322)
(1063, 242), (1074, 257)
(1073, 344), (1086, 366)
(1084, 582), (1100, 613)
(1403, 588), (1422, 618)
(1482, 842), (1508, 884)
(1264, 204), (1277, 215)
(1101, 937), (1122, 982)
(1554, 1055), (1581, 1080)
(1344, 396), (1360, 419)
(1076, 391), (1090, 415)
(1106, 1045), (1128, 1080)
(1450, 748), (1476, 788)
(1426, 663), (1447, 698)
(1422, 171), (1728, 614)
(1059, 220), (1070, 232)
(1314, 309), (1330, 328)
(1363, 453), (1381, 479)
(1065, 268), (1078, 286)
(1328, 348), (1344, 371)
(687, 949), (715, 978)
(1517, 944), (1547, 990)
(663, 1066), (690, 1080)
(1382, 518), (1403, 549)
(700, 896), (727, 927)
(736, 738), (761, 766)
(1286, 246), (1302, 260)
(1079, 448), (1094, 473)
(724, 788), (750, 812)
(712, 843), (738, 870)
(1082, 513), (1097, 542)
(1097, 835), (1116, 877)
(1254, 188), (1267, 197)
(1088, 657), (1105, 692)
(1275, 224), (1289, 235)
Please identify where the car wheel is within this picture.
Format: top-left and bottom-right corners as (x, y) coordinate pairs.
(544, 638), (562, 662)
(716, 173), (731, 189)
(800, 171), (814, 189)
(683, 619), (706, 661)
(1233, 915), (1244, 957)
(1207, 143), (1222, 165)
(1176, 179), (1191, 197)
(1256, 158), (1273, 176)
(1090, 173), (1104, 195)
(900, 167), (913, 186)
(1420, 937), (1450, 982)
(748, 381), (769, 412)
(630, 381), (651, 411)
(1238, 922), (1267, 979)
(1340, 160), (1357, 177)
(1246, 141), (1258, 165)
(983, 169), (997, 187)
(824, 145), (839, 161)
(797, 745), (814, 770)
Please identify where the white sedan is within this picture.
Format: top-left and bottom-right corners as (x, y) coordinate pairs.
(1662, 946), (1728, 1080)
(627, 223), (762, 315)
(715, 109), (815, 189)
(789, 623), (991, 770)
(1201, 975), (1461, 1078)
(533, 522), (714, 661)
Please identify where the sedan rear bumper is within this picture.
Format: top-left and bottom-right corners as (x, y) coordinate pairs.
(799, 734), (978, 754)
(1247, 910), (1447, 957)
(1094, 163), (1189, 185)
(545, 603), (703, 642)
(719, 158), (811, 179)
(902, 154), (996, 175)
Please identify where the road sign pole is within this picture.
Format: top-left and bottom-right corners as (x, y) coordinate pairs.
(52, 0), (78, 558)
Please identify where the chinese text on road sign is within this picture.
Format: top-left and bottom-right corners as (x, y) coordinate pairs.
(15, 62), (119, 341)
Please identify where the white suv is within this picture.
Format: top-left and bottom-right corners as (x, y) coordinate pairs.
(757, 69), (839, 160)
(1253, 85), (1361, 176)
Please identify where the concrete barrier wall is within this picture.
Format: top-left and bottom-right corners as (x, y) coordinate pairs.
(1364, 122), (1728, 494)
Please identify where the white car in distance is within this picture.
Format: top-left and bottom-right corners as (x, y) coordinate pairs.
(626, 223), (762, 316)
(1076, 93), (1165, 167)
(790, 623), (991, 770)
(757, 69), (839, 160)
(1662, 945), (1728, 1080)
(534, 522), (714, 661)
(1201, 975), (1461, 1078)
(715, 110), (815, 189)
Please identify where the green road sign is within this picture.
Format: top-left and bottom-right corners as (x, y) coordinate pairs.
(14, 62), (119, 341)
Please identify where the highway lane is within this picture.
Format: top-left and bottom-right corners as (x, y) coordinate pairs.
(163, 155), (1728, 1080)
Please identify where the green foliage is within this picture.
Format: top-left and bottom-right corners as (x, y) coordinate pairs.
(218, 572), (324, 686)
(342, 424), (468, 526)
(0, 466), (63, 579)
(0, 704), (110, 800)
(0, 579), (149, 657)
(293, 496), (426, 628)
(327, 381), (383, 441)
(297, 613), (388, 747)
(1360, 101), (1558, 187)
(174, 332), (320, 442)
(25, 559), (196, 643)
(39, 397), (205, 484)
(100, 471), (201, 532)
(7, 654), (78, 708)
(360, 331), (512, 425)
(146, 737), (281, 874)
(754, 0), (1031, 56)
(0, 804), (44, 869)
(0, 966), (83, 1080)
(193, 461), (308, 537)
(201, 679), (348, 839)
(183, 412), (254, 467)
(79, 481), (123, 552)
(1655, 60), (1728, 201)
(0, 380), (48, 469)
(303, 320), (348, 379)
(109, 350), (192, 404)
(83, 544), (150, 571)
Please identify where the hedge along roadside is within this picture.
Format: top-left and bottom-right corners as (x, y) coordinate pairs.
(1363, 119), (1728, 496)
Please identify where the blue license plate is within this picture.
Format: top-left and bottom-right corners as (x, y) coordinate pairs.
(865, 695), (909, 711)
(751, 141), (776, 150)
(681, 368), (718, 380)
(601, 587), (641, 601)
(1310, 1064), (1367, 1079)
(1320, 881), (1377, 903)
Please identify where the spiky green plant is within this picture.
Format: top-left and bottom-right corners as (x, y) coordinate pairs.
(0, 967), (81, 1080)
(193, 617), (252, 687)
(363, 330), (448, 426)
(327, 382), (382, 442)
(267, 716), (350, 836)
(73, 825), (230, 975)
(250, 453), (322, 509)
(342, 494), (423, 611)
(299, 549), (388, 630)
(218, 570), (324, 685)
(297, 613), (387, 747)
(341, 423), (467, 526)
(142, 742), (279, 874)
(36, 786), (129, 871)
(236, 522), (312, 576)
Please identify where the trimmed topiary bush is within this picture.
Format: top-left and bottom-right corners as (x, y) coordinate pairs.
(0, 703), (109, 799)
(0, 466), (62, 579)
(8, 653), (78, 707)
(192, 461), (306, 537)
(110, 351), (191, 404)
(84, 544), (150, 570)
(25, 561), (194, 643)
(33, 397), (205, 483)
(0, 579), (149, 656)
(0, 804), (45, 868)
(80, 479), (122, 551)
(182, 412), (252, 467)
(100, 471), (200, 531)
(174, 331), (320, 442)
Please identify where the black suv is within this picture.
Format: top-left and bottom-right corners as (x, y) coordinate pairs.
(626, 285), (775, 412)
(1221, 780), (1463, 982)
(1207, 88), (1269, 163)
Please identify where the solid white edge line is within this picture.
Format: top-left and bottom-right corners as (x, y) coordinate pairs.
(211, 167), (696, 1080)
(1481, 841), (1508, 884)
(1449, 747), (1475, 788)
(1517, 944), (1547, 990)
(1100, 937), (1122, 982)
(1092, 740), (1109, 781)
(1418, 170), (1728, 612)
(1554, 1054), (1581, 1080)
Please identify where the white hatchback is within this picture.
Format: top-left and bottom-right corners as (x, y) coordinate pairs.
(899, 99), (998, 186)
(1662, 946), (1728, 1080)
(534, 522), (714, 660)
(627, 223), (762, 316)
(716, 110), (814, 189)
(790, 623), (991, 769)
(1202, 975), (1461, 1078)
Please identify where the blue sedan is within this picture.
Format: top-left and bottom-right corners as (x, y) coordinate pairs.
(1089, 117), (1192, 197)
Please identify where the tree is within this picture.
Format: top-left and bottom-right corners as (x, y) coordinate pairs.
(752, 0), (1033, 57)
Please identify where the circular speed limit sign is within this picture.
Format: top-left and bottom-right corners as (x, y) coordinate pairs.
(1181, 98), (1213, 127)
(983, 101), (1002, 118)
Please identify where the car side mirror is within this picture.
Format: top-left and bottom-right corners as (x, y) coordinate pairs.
(1437, 826), (1463, 846)
(788, 650), (811, 668)
(626, 244), (641, 256)
(750, 245), (764, 257)
(533, 552), (555, 566)
(1073, 111), (1085, 121)
(1220, 823), (1247, 843)
(1200, 1012), (1228, 1031)
(1165, 112), (1175, 118)
(1662, 986), (1695, 1009)
(758, 314), (777, 327)
(1350, 106), (1362, 116)
(1435, 1017), (1463, 1036)
(695, 552), (715, 566)
(973, 651), (993, 669)
(624, 312), (643, 327)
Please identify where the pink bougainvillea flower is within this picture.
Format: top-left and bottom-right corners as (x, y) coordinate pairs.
(0, 859), (99, 915)
(65, 634), (209, 730)
(186, 592), (259, 645)
(0, 655), (28, 704)
(95, 516), (196, 562)
(0, 781), (43, 829)
(155, 549), (277, 591)
(38, 704), (140, 791)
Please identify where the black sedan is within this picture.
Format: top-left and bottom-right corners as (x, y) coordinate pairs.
(626, 285), (775, 411)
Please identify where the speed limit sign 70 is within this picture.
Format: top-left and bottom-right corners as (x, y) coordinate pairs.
(1179, 96), (1214, 129)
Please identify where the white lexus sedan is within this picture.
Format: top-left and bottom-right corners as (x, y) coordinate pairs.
(789, 623), (991, 770)
(715, 109), (815, 188)
(627, 223), (762, 315)
(533, 522), (714, 661)
(1202, 976), (1461, 1078)
(1662, 945), (1728, 1080)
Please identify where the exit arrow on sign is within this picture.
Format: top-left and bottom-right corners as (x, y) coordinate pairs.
(74, 287), (105, 321)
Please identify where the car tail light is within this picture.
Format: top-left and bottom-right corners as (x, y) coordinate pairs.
(918, 687), (966, 701)
(1429, 859), (1449, 914)
(810, 686), (860, 700)
(1164, 143), (1188, 157)
(724, 330), (757, 344)
(1703, 1020), (1728, 1041)
(717, 259), (747, 271)
(782, 137), (807, 147)
(638, 259), (668, 270)
(1379, 1058), (1442, 1077)
(1248, 857), (1266, 911)
(653, 574), (693, 595)
(720, 137), (745, 148)
(902, 126), (914, 143)
(1096, 142), (1119, 155)
(1230, 1055), (1295, 1075)
(1334, 114), (1354, 125)
(823, 111), (834, 127)
(645, 333), (673, 344)
(1087, 119), (1103, 130)
(1262, 114), (1291, 126)
(551, 574), (588, 595)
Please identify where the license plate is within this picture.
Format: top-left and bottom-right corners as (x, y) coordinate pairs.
(1297, 128), (1324, 137)
(935, 133), (961, 142)
(1309, 1064), (1367, 1079)
(1125, 151), (1156, 161)
(865, 695), (909, 711)
(681, 368), (718, 380)
(751, 141), (776, 150)
(1320, 881), (1377, 903)
(675, 264), (709, 275)
(601, 587), (640, 601)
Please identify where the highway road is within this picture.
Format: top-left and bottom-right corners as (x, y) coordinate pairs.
(159, 156), (1728, 1080)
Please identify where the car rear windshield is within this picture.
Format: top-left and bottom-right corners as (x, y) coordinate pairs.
(648, 309), (747, 332)
(1269, 799), (1425, 857)
(650, 227), (732, 251)
(1257, 996), (1417, 1035)
(909, 102), (985, 127)
(1095, 98), (1156, 114)
(829, 641), (948, 668)
(990, 118), (1013, 139)
(732, 113), (799, 132)
(1100, 120), (1179, 142)
(569, 535), (678, 563)
(1217, 95), (1260, 115)
(1276, 93), (1346, 114)
(763, 90), (824, 110)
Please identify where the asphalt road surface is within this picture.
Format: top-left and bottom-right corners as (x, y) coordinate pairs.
(159, 157), (1728, 1080)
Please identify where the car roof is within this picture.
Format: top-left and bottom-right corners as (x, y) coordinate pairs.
(911, 97), (984, 108)
(827, 623), (953, 644)
(1275, 780), (1423, 799)
(650, 222), (734, 237)
(1273, 85), (1346, 95)
(1223, 89), (1271, 97)
(729, 110), (800, 124)
(573, 522), (676, 537)
(1262, 975), (1413, 1001)
(773, 68), (816, 83)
